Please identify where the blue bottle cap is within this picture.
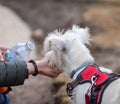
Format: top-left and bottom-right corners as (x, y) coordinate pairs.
(26, 41), (35, 51)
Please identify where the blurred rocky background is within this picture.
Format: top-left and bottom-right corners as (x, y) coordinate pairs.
(0, 0), (120, 104)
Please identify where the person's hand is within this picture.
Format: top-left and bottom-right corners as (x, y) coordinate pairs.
(0, 47), (9, 61)
(36, 60), (61, 78)
(27, 60), (61, 78)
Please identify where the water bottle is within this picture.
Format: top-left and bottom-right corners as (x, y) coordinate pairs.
(5, 41), (35, 61)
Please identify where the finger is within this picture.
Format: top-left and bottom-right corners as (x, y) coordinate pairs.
(51, 71), (60, 77)
(0, 56), (5, 62)
(0, 57), (5, 61)
(43, 70), (59, 78)
(0, 48), (9, 56)
(0, 47), (9, 51)
(49, 73), (59, 78)
(51, 69), (61, 73)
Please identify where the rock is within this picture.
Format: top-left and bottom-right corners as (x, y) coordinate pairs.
(31, 29), (45, 44)
(0, 5), (54, 104)
(0, 5), (71, 104)
(83, 6), (120, 48)
(0, 5), (31, 47)
(94, 0), (120, 4)
(82, 5), (120, 73)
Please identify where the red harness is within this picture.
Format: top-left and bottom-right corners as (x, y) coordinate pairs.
(66, 64), (120, 104)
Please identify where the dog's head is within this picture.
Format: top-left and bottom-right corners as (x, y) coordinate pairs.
(43, 25), (94, 75)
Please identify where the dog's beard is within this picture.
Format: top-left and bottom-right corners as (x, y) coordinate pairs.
(43, 50), (64, 72)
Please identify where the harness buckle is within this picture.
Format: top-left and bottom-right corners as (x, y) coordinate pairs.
(85, 74), (98, 104)
(87, 74), (98, 95)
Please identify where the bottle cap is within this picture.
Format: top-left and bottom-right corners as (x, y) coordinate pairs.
(26, 41), (35, 51)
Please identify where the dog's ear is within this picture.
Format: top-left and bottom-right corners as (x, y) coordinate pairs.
(44, 35), (67, 53)
(72, 25), (91, 44)
(63, 25), (90, 44)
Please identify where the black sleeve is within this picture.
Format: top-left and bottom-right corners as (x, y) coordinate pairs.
(0, 61), (27, 87)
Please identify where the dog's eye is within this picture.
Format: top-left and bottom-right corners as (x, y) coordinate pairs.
(62, 47), (67, 52)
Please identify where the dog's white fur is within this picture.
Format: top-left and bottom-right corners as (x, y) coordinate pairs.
(43, 25), (120, 104)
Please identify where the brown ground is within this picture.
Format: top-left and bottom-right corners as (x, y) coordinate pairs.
(0, 0), (120, 104)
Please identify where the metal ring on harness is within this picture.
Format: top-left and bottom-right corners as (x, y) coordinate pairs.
(66, 83), (73, 97)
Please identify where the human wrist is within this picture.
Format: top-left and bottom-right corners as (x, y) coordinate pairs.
(29, 60), (38, 76)
(27, 62), (35, 75)
(36, 60), (48, 75)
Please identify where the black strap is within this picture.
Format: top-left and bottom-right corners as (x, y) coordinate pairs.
(29, 60), (38, 76)
(91, 74), (120, 104)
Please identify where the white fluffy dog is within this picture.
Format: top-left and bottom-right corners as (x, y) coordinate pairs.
(43, 25), (120, 104)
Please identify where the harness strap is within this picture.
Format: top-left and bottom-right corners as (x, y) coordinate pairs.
(91, 73), (120, 104)
(66, 76), (81, 97)
(70, 61), (94, 78)
(67, 72), (90, 97)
